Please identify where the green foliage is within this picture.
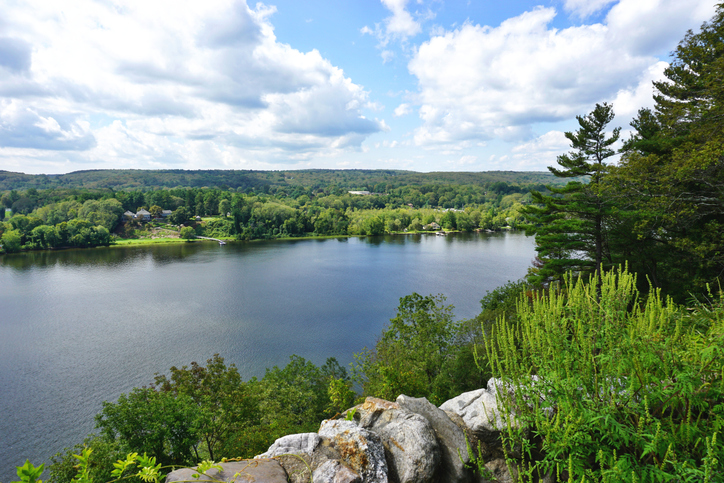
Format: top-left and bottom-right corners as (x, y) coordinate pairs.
(152, 355), (256, 462)
(606, 6), (724, 300)
(354, 293), (484, 405)
(1, 228), (22, 253)
(486, 267), (724, 482)
(95, 388), (201, 467)
(11, 460), (44, 483)
(179, 227), (195, 240)
(49, 435), (125, 483)
(524, 103), (620, 284)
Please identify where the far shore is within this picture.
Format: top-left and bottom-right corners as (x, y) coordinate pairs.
(107, 228), (506, 248)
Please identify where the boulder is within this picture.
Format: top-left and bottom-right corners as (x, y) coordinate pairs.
(355, 397), (440, 483)
(483, 458), (517, 483)
(165, 460), (287, 483)
(319, 419), (388, 483)
(439, 379), (517, 444)
(256, 432), (321, 459)
(313, 459), (363, 483)
(257, 432), (362, 483)
(396, 394), (474, 483)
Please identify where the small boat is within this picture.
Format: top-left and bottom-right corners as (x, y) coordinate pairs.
(436, 231), (447, 236)
(219, 241), (226, 246)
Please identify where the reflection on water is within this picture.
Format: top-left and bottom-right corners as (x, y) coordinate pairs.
(0, 243), (209, 270)
(0, 232), (534, 480)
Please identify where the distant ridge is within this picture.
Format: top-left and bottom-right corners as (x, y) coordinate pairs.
(0, 169), (578, 191)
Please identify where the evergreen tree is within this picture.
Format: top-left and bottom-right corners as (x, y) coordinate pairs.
(524, 103), (620, 284)
(610, 5), (724, 298)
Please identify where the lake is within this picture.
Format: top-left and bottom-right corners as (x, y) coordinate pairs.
(0, 231), (535, 480)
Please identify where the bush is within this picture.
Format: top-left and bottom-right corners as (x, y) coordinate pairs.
(486, 268), (724, 482)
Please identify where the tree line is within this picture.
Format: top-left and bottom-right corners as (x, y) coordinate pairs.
(0, 180), (534, 253)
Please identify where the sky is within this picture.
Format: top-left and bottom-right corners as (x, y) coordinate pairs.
(0, 0), (717, 175)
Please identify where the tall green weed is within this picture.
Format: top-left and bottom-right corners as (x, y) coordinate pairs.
(486, 268), (723, 482)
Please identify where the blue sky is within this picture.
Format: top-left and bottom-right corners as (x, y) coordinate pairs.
(0, 0), (716, 174)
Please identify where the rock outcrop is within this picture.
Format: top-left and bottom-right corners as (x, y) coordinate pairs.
(166, 379), (526, 483)
(353, 397), (439, 483)
(396, 395), (473, 483)
(166, 460), (287, 483)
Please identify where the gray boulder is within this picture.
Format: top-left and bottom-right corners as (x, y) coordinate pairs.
(396, 394), (474, 483)
(439, 379), (518, 444)
(313, 459), (363, 483)
(319, 419), (388, 483)
(165, 460), (287, 483)
(355, 397), (440, 483)
(256, 432), (321, 458)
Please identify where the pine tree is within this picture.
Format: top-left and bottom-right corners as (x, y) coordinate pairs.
(524, 103), (620, 284)
(611, 5), (724, 298)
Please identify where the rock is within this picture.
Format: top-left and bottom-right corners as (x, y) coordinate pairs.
(396, 394), (474, 483)
(439, 379), (517, 444)
(165, 460), (287, 483)
(256, 433), (321, 459)
(483, 458), (517, 483)
(319, 419), (388, 483)
(356, 397), (440, 483)
(260, 434), (362, 483)
(313, 459), (362, 483)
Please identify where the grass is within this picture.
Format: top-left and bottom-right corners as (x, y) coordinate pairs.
(112, 237), (197, 247)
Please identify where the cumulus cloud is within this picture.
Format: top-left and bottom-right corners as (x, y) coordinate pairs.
(393, 103), (413, 117)
(381, 0), (422, 39)
(0, 100), (96, 151)
(408, 0), (715, 150)
(0, 0), (382, 170)
(510, 130), (570, 170)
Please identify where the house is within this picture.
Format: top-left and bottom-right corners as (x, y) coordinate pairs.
(136, 209), (151, 221)
(161, 210), (173, 218)
(123, 211), (135, 221)
(348, 190), (371, 195)
(424, 222), (441, 231)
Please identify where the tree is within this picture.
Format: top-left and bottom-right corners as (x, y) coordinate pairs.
(95, 387), (201, 466)
(169, 206), (191, 226)
(523, 103), (620, 284)
(1, 229), (22, 253)
(148, 205), (163, 219)
(353, 293), (459, 405)
(153, 354), (257, 461)
(218, 199), (230, 218)
(609, 6), (724, 298)
(180, 226), (196, 240)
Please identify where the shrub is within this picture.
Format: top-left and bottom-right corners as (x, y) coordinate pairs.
(486, 268), (724, 482)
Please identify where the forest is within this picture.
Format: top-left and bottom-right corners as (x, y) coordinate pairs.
(5, 5), (724, 483)
(0, 173), (539, 253)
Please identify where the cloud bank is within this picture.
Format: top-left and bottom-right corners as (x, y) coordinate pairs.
(407, 0), (715, 152)
(0, 0), (382, 172)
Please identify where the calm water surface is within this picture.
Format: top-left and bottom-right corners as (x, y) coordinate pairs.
(0, 232), (534, 479)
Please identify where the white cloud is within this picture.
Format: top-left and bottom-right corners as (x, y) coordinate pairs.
(611, 61), (668, 120)
(605, 0), (716, 56)
(563, 0), (617, 19)
(408, 0), (714, 150)
(361, 0), (422, 61)
(504, 130), (570, 170)
(393, 103), (413, 117)
(0, 0), (383, 171)
(381, 0), (422, 39)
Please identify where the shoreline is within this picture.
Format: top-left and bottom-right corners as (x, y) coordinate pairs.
(1, 228), (513, 254)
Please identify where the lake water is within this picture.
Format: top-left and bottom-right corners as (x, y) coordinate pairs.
(0, 232), (535, 480)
